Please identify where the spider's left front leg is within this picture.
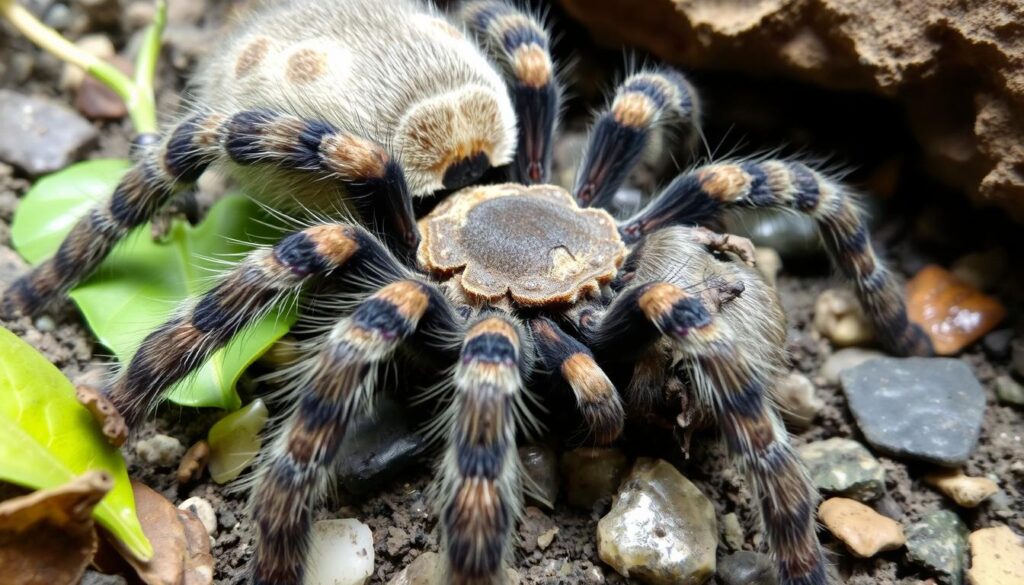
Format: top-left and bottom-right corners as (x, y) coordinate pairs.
(252, 279), (460, 585)
(591, 281), (828, 585)
(461, 1), (559, 183)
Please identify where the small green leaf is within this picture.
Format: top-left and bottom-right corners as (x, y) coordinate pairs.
(10, 159), (295, 409)
(0, 326), (152, 560)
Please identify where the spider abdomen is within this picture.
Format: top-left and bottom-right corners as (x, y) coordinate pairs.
(195, 0), (517, 197)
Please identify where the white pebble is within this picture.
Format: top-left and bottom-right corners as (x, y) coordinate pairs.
(178, 496), (217, 536)
(135, 434), (185, 467)
(813, 288), (874, 347)
(304, 519), (374, 585)
(33, 315), (55, 332)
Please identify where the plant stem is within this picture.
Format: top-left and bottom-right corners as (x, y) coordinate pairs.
(0, 0), (166, 134)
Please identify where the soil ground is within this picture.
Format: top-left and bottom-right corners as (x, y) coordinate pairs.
(1, 1), (1021, 584)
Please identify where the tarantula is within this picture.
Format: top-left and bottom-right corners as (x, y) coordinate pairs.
(3, 0), (933, 584)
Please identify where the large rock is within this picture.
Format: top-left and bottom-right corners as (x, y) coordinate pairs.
(597, 458), (716, 585)
(0, 90), (97, 176)
(840, 358), (985, 466)
(558, 0), (1024, 221)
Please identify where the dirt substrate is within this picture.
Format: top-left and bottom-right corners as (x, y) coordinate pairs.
(1, 1), (1022, 584)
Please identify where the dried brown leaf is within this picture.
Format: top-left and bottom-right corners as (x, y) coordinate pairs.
(0, 471), (112, 585)
(76, 385), (128, 447)
(115, 480), (214, 585)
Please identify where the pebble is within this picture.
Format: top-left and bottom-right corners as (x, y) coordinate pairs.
(841, 357), (985, 466)
(81, 571), (128, 585)
(178, 496), (217, 537)
(755, 247), (782, 287)
(775, 371), (823, 428)
(519, 444), (559, 509)
(723, 208), (822, 259)
(819, 497), (906, 557)
(905, 510), (968, 585)
(798, 438), (886, 501)
(820, 348), (885, 385)
(981, 329), (1013, 360)
(304, 519), (374, 585)
(906, 265), (1007, 355)
(814, 288), (875, 347)
(61, 34), (116, 90)
(561, 447), (629, 510)
(43, 3), (74, 30)
(924, 470), (999, 508)
(537, 527), (558, 550)
(720, 512), (744, 550)
(208, 399), (269, 483)
(135, 434), (185, 467)
(386, 552), (441, 585)
(717, 551), (777, 585)
(596, 458), (717, 585)
(75, 59), (131, 121)
(966, 525), (1024, 585)
(0, 90), (98, 176)
(335, 395), (426, 495)
(994, 375), (1024, 406)
(33, 315), (55, 333)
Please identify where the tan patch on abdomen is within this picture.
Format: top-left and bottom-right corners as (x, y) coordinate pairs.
(236, 38), (270, 77)
(285, 48), (327, 84)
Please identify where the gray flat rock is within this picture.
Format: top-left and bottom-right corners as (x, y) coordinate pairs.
(798, 437), (886, 501)
(0, 90), (97, 176)
(840, 358), (985, 466)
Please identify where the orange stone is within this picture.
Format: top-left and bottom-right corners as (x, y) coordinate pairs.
(906, 265), (1006, 355)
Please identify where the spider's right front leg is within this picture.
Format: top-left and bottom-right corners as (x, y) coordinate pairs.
(2, 109), (417, 317)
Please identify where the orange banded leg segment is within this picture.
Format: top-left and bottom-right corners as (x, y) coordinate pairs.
(442, 316), (526, 584)
(251, 280), (444, 585)
(621, 160), (932, 357)
(461, 1), (558, 184)
(575, 69), (700, 209)
(529, 317), (623, 444)
(609, 281), (826, 585)
(106, 224), (400, 428)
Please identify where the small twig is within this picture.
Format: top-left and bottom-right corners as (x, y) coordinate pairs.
(0, 0), (166, 133)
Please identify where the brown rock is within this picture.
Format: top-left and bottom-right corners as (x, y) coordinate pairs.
(819, 497), (906, 557)
(906, 265), (1006, 355)
(925, 470), (999, 508)
(814, 288), (875, 348)
(74, 56), (131, 121)
(558, 0), (1024, 221)
(967, 525), (1024, 585)
(176, 441), (211, 485)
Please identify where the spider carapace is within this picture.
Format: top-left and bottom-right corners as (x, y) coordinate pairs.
(2, 1), (934, 584)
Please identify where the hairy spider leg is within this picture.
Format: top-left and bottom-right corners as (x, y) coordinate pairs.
(2, 109), (417, 317)
(105, 224), (404, 428)
(440, 315), (528, 585)
(529, 317), (623, 444)
(461, 1), (559, 184)
(251, 279), (458, 585)
(619, 160), (933, 357)
(592, 280), (827, 585)
(574, 69), (701, 209)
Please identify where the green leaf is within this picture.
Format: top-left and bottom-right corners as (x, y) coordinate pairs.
(10, 159), (295, 410)
(0, 326), (152, 560)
